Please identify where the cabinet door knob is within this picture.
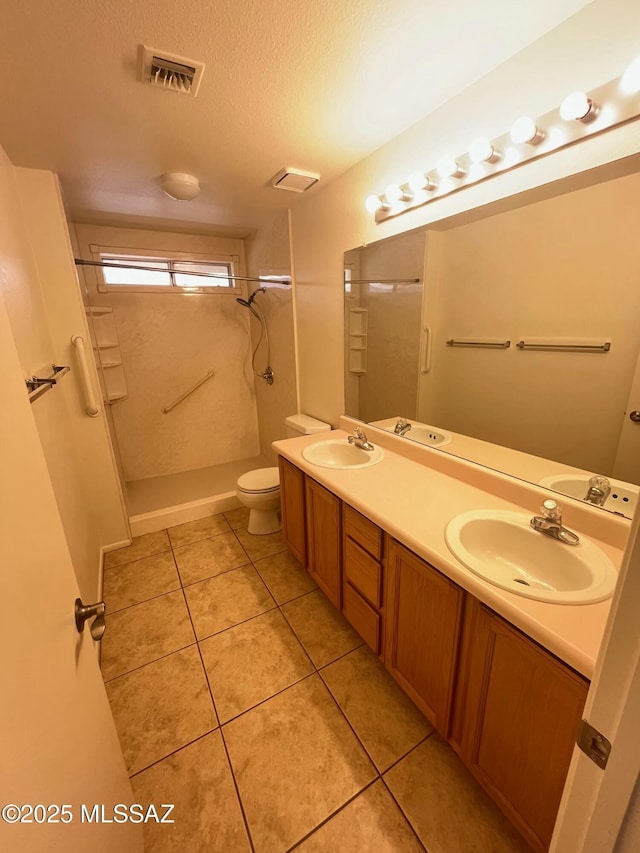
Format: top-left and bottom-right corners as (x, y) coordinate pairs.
(629, 411), (640, 423)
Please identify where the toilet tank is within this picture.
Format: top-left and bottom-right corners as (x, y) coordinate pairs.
(285, 414), (331, 438)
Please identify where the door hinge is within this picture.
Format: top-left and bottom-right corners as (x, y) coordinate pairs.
(577, 719), (611, 769)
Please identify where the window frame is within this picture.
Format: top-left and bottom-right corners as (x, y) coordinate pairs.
(90, 244), (241, 295)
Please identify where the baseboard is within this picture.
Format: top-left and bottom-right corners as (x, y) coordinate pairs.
(129, 491), (242, 537)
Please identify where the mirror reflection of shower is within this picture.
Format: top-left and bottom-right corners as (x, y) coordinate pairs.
(236, 287), (274, 385)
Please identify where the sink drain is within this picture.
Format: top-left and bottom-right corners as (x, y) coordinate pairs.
(514, 579), (531, 586)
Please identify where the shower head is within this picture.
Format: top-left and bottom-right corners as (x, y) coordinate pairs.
(236, 286), (266, 309)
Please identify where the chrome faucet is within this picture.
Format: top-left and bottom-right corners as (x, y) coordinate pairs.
(530, 499), (579, 545)
(584, 475), (611, 507)
(348, 426), (375, 451)
(394, 418), (412, 436)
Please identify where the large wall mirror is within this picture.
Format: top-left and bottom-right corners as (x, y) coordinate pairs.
(344, 153), (640, 519)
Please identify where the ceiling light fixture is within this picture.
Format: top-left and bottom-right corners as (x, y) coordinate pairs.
(159, 172), (200, 200)
(559, 91), (598, 123)
(509, 116), (545, 145)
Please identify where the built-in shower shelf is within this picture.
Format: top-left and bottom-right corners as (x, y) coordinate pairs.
(85, 305), (128, 404)
(348, 308), (368, 375)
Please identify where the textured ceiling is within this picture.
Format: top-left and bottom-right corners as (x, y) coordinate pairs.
(0, 0), (592, 234)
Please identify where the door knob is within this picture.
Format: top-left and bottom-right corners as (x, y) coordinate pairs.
(75, 598), (106, 641)
(629, 411), (640, 423)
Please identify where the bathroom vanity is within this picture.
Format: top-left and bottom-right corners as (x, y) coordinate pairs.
(274, 420), (627, 853)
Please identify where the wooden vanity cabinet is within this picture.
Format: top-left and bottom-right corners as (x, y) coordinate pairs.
(304, 477), (342, 607)
(458, 599), (589, 853)
(384, 539), (465, 736)
(342, 505), (385, 654)
(279, 457), (307, 566)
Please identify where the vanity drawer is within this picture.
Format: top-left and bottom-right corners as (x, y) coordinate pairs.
(344, 504), (383, 560)
(343, 583), (380, 654)
(344, 537), (382, 608)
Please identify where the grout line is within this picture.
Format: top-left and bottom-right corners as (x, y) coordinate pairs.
(379, 775), (429, 853)
(104, 546), (172, 572)
(177, 560), (254, 590)
(102, 639), (198, 684)
(105, 584), (182, 616)
(284, 778), (381, 852)
(218, 671), (317, 728)
(381, 730), (434, 776)
(127, 727), (219, 780)
(179, 580), (257, 853)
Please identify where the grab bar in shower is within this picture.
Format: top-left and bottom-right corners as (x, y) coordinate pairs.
(71, 335), (100, 417)
(26, 364), (70, 404)
(161, 369), (215, 414)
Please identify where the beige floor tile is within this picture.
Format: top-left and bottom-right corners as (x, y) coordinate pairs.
(173, 532), (250, 586)
(234, 527), (287, 561)
(200, 610), (313, 722)
(101, 591), (195, 681)
(295, 781), (425, 853)
(224, 675), (376, 853)
(167, 513), (231, 548)
(282, 590), (362, 668)
(254, 550), (317, 604)
(104, 530), (170, 568)
(131, 731), (251, 853)
(384, 735), (531, 853)
(103, 551), (180, 613)
(106, 646), (217, 775)
(184, 565), (276, 640)
(321, 646), (432, 771)
(223, 506), (251, 530)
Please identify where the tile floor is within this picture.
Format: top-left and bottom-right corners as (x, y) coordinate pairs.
(101, 508), (531, 853)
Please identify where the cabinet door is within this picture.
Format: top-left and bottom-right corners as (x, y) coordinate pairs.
(278, 457), (307, 566)
(460, 601), (589, 853)
(305, 477), (342, 607)
(385, 539), (465, 735)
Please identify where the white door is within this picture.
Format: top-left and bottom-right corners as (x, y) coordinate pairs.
(612, 350), (640, 483)
(0, 298), (142, 852)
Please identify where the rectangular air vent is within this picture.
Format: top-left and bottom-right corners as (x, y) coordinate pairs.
(270, 169), (320, 192)
(140, 45), (205, 96)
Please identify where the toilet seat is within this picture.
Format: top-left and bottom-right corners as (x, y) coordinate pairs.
(236, 467), (280, 494)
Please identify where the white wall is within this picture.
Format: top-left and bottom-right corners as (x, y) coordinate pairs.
(290, 0), (640, 426)
(245, 210), (298, 462)
(74, 223), (260, 481)
(0, 154), (129, 601)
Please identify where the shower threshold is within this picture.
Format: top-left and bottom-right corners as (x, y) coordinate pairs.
(126, 455), (269, 537)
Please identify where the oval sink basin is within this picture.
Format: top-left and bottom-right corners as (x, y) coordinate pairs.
(539, 474), (638, 516)
(301, 439), (384, 469)
(445, 510), (617, 604)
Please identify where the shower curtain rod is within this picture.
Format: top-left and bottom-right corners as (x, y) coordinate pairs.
(347, 277), (421, 284)
(74, 258), (291, 286)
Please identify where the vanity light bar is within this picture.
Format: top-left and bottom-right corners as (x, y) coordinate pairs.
(367, 57), (640, 223)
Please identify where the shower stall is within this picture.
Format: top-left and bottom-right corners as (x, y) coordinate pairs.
(72, 222), (286, 536)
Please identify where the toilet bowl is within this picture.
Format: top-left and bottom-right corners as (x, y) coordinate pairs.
(235, 413), (331, 535)
(236, 467), (281, 535)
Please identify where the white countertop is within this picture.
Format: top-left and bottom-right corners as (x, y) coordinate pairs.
(273, 423), (629, 679)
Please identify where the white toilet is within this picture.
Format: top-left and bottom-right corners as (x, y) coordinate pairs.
(235, 414), (330, 535)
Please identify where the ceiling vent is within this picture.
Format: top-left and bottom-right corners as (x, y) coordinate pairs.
(270, 169), (320, 193)
(140, 45), (205, 96)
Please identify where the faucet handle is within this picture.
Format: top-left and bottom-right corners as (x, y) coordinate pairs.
(541, 499), (562, 522)
(354, 425), (366, 439)
(588, 475), (611, 491)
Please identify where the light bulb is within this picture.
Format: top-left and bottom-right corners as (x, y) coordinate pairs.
(365, 194), (383, 214)
(469, 138), (500, 164)
(621, 57), (640, 94)
(385, 183), (413, 203)
(436, 155), (464, 179)
(408, 171), (436, 193)
(510, 116), (544, 145)
(560, 91), (598, 123)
